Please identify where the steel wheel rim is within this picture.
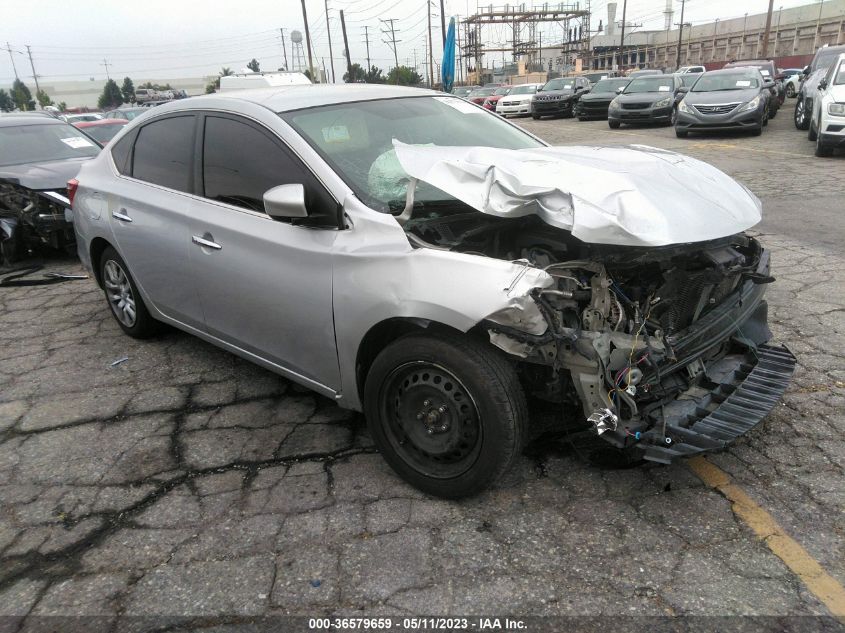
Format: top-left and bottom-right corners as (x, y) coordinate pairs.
(796, 100), (805, 125)
(379, 361), (483, 479)
(103, 259), (137, 327)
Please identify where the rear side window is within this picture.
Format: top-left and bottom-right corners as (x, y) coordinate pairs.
(131, 116), (194, 192)
(109, 130), (133, 174)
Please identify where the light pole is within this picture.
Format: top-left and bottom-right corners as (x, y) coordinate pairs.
(675, 0), (686, 70)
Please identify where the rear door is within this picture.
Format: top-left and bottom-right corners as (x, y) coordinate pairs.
(186, 112), (341, 391)
(108, 113), (204, 328)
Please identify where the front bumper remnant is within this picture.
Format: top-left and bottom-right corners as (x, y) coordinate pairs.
(634, 344), (796, 463)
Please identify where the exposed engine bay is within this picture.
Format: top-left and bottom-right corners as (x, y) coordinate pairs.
(403, 209), (792, 463)
(0, 180), (73, 265)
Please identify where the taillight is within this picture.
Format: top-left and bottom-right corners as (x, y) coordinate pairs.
(67, 178), (79, 207)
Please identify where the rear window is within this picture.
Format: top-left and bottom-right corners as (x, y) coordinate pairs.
(0, 123), (99, 167)
(131, 115), (194, 192)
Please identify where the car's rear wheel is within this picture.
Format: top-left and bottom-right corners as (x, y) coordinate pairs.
(364, 332), (527, 499)
(99, 246), (162, 338)
(794, 97), (810, 130)
(786, 83), (796, 98)
(608, 120), (621, 129)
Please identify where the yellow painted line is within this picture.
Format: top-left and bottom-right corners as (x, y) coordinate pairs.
(688, 456), (845, 619)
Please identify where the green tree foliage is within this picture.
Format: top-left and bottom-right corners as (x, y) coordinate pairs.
(365, 66), (387, 83)
(205, 67), (234, 93)
(0, 89), (13, 112)
(138, 81), (173, 91)
(120, 77), (135, 103)
(247, 58), (260, 72)
(343, 63), (366, 83)
(36, 90), (54, 107)
(387, 66), (423, 86)
(57, 101), (67, 112)
(98, 79), (124, 109)
(12, 79), (35, 111)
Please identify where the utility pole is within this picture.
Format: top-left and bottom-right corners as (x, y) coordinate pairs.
(300, 0), (316, 82)
(761, 0), (775, 58)
(324, 0), (336, 82)
(456, 17), (463, 83)
(413, 49), (418, 75)
(427, 0), (434, 87)
(675, 0), (686, 70)
(619, 0), (627, 69)
(440, 0), (447, 48)
(280, 28), (289, 70)
(101, 58), (111, 81)
(340, 10), (352, 81)
(4, 42), (19, 80)
(380, 18), (400, 76)
(363, 26), (372, 72)
(25, 45), (41, 97)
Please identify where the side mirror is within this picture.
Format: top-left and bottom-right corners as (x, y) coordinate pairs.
(803, 65), (811, 75)
(263, 184), (308, 219)
(763, 79), (775, 88)
(818, 79), (828, 91)
(678, 86), (690, 93)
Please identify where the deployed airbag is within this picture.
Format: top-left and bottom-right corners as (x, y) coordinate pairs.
(392, 141), (762, 247)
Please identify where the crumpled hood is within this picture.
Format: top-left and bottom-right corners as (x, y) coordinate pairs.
(393, 141), (762, 247)
(0, 157), (92, 191)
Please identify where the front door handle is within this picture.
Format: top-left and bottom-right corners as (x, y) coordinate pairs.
(192, 235), (222, 250)
(112, 209), (133, 222)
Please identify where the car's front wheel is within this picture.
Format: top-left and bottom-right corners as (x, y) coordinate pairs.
(815, 131), (833, 157)
(608, 120), (621, 129)
(364, 332), (527, 498)
(99, 246), (162, 338)
(795, 97), (810, 130)
(808, 117), (818, 141)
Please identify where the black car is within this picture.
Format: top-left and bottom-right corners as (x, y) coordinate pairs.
(532, 76), (591, 119)
(0, 116), (100, 263)
(574, 78), (630, 120)
(675, 68), (772, 137)
(607, 74), (684, 128)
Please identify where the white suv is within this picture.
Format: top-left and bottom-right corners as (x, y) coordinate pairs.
(808, 52), (845, 157)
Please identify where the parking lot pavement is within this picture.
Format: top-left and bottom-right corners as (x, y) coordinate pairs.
(1, 111), (843, 626)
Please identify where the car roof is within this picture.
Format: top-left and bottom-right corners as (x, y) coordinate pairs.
(0, 115), (66, 128)
(74, 119), (128, 127)
(704, 67), (760, 75)
(725, 59), (773, 67)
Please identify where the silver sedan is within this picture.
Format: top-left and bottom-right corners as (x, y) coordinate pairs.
(71, 84), (791, 497)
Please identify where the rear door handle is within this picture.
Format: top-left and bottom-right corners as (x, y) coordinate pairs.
(112, 209), (133, 222)
(192, 235), (222, 250)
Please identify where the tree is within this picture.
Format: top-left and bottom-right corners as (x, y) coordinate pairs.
(57, 101), (67, 112)
(12, 79), (35, 111)
(365, 66), (387, 83)
(247, 58), (260, 72)
(138, 81), (172, 91)
(343, 63), (367, 83)
(206, 67), (234, 93)
(36, 90), (54, 107)
(0, 89), (13, 112)
(387, 66), (423, 86)
(120, 77), (135, 103)
(98, 79), (124, 109)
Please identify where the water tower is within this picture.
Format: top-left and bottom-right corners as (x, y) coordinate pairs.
(290, 30), (305, 72)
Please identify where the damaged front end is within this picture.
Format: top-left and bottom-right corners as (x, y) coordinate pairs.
(0, 179), (73, 264)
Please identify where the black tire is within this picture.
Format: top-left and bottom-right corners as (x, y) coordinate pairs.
(750, 125), (762, 136)
(364, 332), (527, 499)
(98, 246), (163, 338)
(808, 119), (818, 142)
(675, 128), (688, 138)
(786, 83), (796, 98)
(815, 134), (833, 157)
(667, 107), (678, 127)
(608, 120), (621, 129)
(578, 116), (587, 121)
(769, 103), (778, 119)
(794, 97), (810, 130)
(531, 114), (541, 120)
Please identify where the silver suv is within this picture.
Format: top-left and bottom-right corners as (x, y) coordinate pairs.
(71, 85), (793, 497)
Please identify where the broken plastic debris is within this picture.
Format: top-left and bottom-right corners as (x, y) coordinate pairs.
(110, 357), (129, 367)
(310, 579), (322, 588)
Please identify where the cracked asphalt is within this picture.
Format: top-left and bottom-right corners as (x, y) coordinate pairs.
(0, 106), (843, 630)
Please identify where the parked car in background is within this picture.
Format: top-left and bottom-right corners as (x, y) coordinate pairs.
(61, 113), (103, 124)
(677, 65), (706, 74)
(807, 52), (845, 156)
(794, 44), (845, 130)
(482, 86), (512, 111)
(134, 88), (158, 103)
(104, 107), (148, 121)
(451, 86), (479, 99)
(676, 72), (703, 89)
(778, 68), (804, 97)
(675, 68), (772, 137)
(73, 119), (129, 147)
(467, 87), (496, 105)
(496, 83), (542, 117)
(608, 74), (683, 128)
(723, 59), (782, 115)
(574, 77), (630, 120)
(581, 71), (616, 85)
(532, 76), (591, 119)
(71, 85), (790, 498)
(0, 115), (99, 262)
(627, 69), (663, 78)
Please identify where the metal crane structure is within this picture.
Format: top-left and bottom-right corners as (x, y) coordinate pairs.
(462, 3), (591, 83)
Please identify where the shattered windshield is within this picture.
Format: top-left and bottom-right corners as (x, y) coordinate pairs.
(0, 123), (100, 167)
(282, 96), (542, 213)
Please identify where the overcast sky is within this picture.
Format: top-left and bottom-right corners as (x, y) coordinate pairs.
(1, 0), (820, 85)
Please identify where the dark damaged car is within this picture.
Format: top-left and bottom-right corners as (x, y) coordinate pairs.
(531, 76), (591, 119)
(608, 74), (684, 128)
(0, 115), (99, 263)
(71, 86), (794, 498)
